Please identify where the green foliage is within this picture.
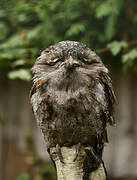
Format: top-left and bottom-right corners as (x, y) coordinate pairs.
(12, 60), (26, 67)
(39, 164), (56, 175)
(95, 0), (124, 18)
(66, 23), (86, 37)
(0, 22), (9, 41)
(0, 116), (4, 124)
(8, 69), (32, 81)
(108, 41), (128, 56)
(95, 0), (124, 41)
(16, 173), (30, 180)
(122, 49), (137, 68)
(0, 0), (137, 80)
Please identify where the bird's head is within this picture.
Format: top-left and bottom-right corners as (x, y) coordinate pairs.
(31, 41), (108, 91)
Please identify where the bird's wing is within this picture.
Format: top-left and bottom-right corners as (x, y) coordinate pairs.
(99, 71), (117, 126)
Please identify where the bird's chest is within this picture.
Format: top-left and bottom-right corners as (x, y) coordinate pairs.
(46, 81), (106, 115)
(38, 79), (107, 125)
(48, 87), (90, 112)
(36, 82), (106, 146)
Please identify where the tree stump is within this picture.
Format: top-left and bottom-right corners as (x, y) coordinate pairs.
(49, 145), (106, 180)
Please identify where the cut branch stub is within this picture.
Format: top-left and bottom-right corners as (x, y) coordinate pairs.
(49, 144), (106, 180)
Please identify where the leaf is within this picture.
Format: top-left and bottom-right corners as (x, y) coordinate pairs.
(0, 22), (9, 41)
(0, 34), (22, 49)
(95, 0), (123, 19)
(95, 2), (114, 18)
(105, 15), (117, 41)
(107, 41), (128, 56)
(12, 59), (26, 67)
(16, 173), (30, 180)
(8, 69), (32, 81)
(66, 23), (85, 37)
(122, 49), (137, 63)
(0, 48), (28, 60)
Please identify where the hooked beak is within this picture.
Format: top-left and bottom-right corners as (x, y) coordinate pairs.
(65, 56), (80, 71)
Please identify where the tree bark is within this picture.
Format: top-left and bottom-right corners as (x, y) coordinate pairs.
(49, 145), (106, 180)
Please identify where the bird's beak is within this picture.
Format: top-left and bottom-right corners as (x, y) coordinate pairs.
(65, 56), (80, 71)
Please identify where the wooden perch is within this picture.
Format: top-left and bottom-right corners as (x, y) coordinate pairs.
(49, 145), (106, 180)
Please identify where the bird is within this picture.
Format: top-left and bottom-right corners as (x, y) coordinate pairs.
(30, 40), (117, 168)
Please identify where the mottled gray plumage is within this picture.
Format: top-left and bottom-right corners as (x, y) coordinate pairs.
(30, 41), (117, 157)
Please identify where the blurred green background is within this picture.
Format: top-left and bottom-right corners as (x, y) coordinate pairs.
(0, 0), (137, 78)
(0, 0), (137, 180)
